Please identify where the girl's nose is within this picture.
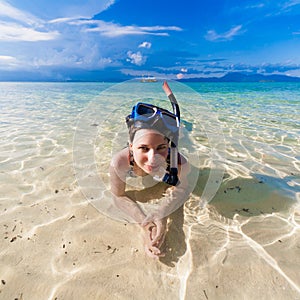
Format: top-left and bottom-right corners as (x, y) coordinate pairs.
(147, 149), (156, 162)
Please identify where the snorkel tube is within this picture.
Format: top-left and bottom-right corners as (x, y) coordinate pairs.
(162, 81), (180, 186)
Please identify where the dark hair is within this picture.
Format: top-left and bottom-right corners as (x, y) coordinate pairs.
(127, 119), (172, 143)
(128, 122), (143, 142)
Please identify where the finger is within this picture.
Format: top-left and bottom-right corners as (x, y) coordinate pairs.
(151, 246), (165, 258)
(141, 220), (149, 227)
(156, 230), (167, 248)
(152, 222), (163, 244)
(141, 214), (154, 226)
(152, 227), (167, 248)
(144, 245), (162, 259)
(150, 226), (157, 241)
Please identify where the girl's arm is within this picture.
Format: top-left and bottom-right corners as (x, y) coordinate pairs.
(109, 148), (147, 223)
(143, 154), (192, 222)
(110, 150), (164, 258)
(141, 154), (192, 247)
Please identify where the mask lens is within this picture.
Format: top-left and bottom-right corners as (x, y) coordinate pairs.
(136, 104), (155, 117)
(132, 103), (179, 132)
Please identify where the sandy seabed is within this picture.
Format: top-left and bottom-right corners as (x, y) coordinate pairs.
(1, 81), (300, 299)
(1, 151), (300, 300)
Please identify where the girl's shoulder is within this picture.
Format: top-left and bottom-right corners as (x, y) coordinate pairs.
(111, 147), (130, 171)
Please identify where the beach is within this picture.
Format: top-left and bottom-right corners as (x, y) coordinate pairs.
(0, 81), (300, 300)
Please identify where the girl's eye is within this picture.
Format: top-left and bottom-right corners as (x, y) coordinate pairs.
(137, 145), (168, 152)
(157, 145), (168, 151)
(138, 146), (149, 152)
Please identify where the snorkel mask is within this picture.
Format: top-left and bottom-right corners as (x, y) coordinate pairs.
(126, 81), (180, 186)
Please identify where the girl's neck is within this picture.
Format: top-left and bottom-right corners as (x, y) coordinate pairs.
(132, 162), (148, 177)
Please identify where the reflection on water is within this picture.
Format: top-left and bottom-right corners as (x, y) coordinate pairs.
(0, 82), (300, 299)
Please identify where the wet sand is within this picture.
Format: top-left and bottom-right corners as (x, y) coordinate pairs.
(1, 152), (300, 299)
(1, 81), (300, 299)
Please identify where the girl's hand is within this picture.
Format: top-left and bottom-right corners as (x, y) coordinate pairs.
(142, 222), (165, 259)
(142, 216), (168, 258)
(150, 217), (168, 249)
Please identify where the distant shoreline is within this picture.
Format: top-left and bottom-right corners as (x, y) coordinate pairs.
(177, 72), (300, 82)
(1, 72), (300, 83)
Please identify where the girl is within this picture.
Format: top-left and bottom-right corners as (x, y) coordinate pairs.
(109, 82), (191, 258)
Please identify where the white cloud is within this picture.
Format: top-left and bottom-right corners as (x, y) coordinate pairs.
(0, 55), (15, 60)
(285, 68), (300, 77)
(29, 41), (114, 69)
(3, 0), (116, 21)
(205, 25), (244, 41)
(0, 1), (59, 42)
(0, 55), (17, 67)
(59, 0), (116, 19)
(0, 1), (120, 43)
(244, 3), (265, 9)
(138, 41), (152, 48)
(48, 17), (84, 24)
(126, 51), (145, 66)
(0, 1), (41, 26)
(0, 0), (181, 74)
(0, 54), (23, 70)
(0, 21), (59, 41)
(74, 20), (182, 37)
(282, 0), (300, 9)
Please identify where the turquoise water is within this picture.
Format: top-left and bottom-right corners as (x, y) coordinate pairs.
(1, 81), (300, 299)
(0, 81), (299, 204)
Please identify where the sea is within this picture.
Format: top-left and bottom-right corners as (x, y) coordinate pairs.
(0, 80), (300, 299)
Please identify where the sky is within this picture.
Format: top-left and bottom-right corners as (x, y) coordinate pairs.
(1, 0), (300, 81)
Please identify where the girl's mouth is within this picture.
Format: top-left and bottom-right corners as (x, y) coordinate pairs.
(145, 164), (160, 172)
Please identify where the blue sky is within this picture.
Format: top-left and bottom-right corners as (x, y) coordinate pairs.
(1, 0), (300, 81)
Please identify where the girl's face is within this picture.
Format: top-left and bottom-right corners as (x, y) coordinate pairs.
(130, 129), (169, 175)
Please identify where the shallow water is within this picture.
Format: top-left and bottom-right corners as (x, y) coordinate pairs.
(0, 81), (300, 299)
